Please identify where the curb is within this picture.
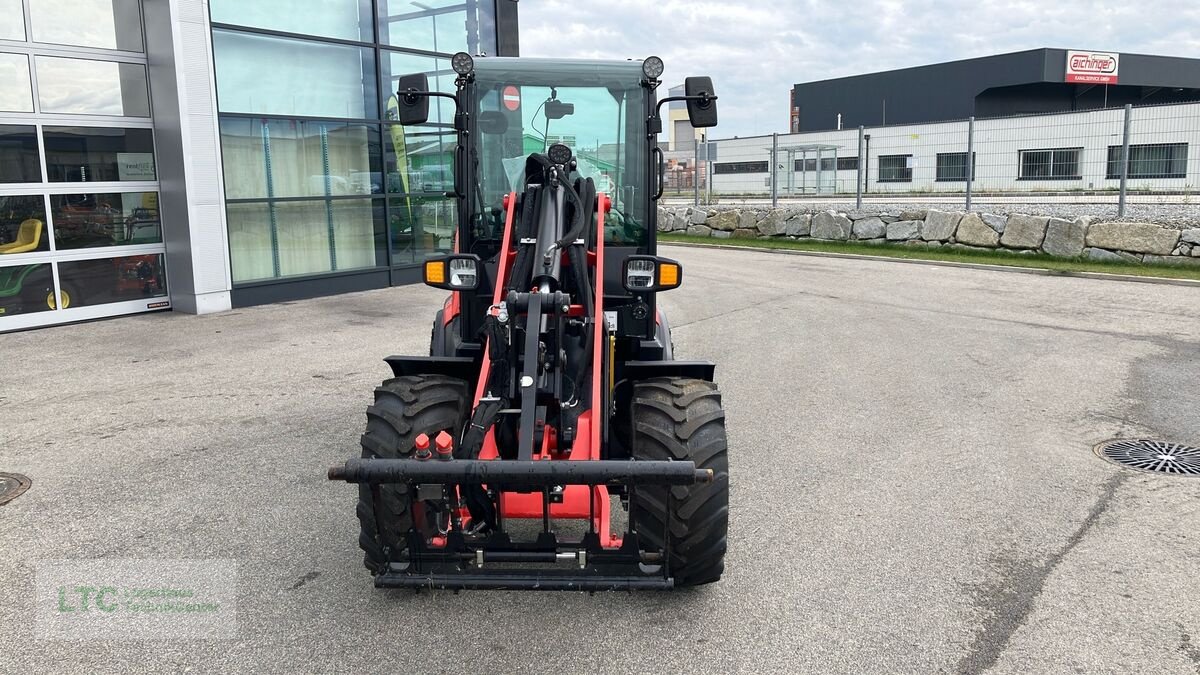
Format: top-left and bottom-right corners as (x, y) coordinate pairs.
(660, 240), (1200, 289)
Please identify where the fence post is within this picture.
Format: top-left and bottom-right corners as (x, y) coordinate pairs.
(965, 116), (975, 212)
(770, 133), (779, 209)
(856, 126), (864, 210)
(706, 138), (713, 205)
(1118, 104), (1132, 218)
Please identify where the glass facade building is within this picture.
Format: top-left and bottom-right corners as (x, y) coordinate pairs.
(0, 0), (517, 331)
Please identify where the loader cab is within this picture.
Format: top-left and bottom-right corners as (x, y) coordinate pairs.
(393, 55), (717, 356)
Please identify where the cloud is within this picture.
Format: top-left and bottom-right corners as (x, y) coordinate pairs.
(516, 0), (1200, 138)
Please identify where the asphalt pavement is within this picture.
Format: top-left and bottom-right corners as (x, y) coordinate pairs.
(2, 245), (1199, 673)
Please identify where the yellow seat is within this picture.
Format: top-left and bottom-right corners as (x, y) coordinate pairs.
(0, 219), (43, 254)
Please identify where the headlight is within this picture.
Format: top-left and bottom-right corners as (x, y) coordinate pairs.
(448, 257), (477, 288)
(622, 255), (682, 293)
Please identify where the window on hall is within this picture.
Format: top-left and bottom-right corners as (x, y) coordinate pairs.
(212, 30), (377, 119)
(795, 157), (836, 172)
(836, 157), (858, 171)
(1105, 143), (1188, 179)
(878, 154), (911, 182)
(713, 161), (768, 174)
(209, 0), (373, 42)
(377, 0), (498, 57)
(936, 152), (975, 181)
(1018, 148), (1081, 180)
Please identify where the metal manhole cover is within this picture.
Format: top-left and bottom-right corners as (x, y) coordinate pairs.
(1095, 440), (1200, 476)
(0, 472), (32, 505)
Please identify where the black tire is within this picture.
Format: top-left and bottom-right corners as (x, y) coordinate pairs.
(355, 374), (468, 574)
(629, 377), (729, 586)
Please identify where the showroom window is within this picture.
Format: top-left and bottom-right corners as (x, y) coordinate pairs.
(0, 0), (164, 333)
(0, 125), (42, 182)
(210, 0), (373, 42)
(35, 56), (151, 117)
(210, 0), (501, 289)
(43, 127), (157, 182)
(212, 30), (377, 119)
(50, 192), (162, 250)
(0, 0), (25, 41)
(0, 195), (49, 254)
(0, 53), (34, 113)
(28, 0), (144, 52)
(377, 0), (497, 56)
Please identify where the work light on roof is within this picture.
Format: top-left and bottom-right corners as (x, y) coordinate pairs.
(642, 55), (665, 80)
(451, 51), (475, 76)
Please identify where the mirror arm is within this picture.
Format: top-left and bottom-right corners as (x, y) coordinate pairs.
(647, 94), (719, 138)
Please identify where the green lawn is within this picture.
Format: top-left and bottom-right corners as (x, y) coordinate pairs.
(659, 233), (1200, 282)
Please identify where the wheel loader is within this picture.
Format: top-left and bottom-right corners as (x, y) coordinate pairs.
(328, 53), (728, 590)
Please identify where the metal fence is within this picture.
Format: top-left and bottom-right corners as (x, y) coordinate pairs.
(673, 101), (1200, 217)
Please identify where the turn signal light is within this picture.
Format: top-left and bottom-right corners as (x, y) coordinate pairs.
(621, 255), (683, 293)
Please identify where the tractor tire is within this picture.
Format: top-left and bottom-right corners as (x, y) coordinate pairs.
(629, 377), (729, 587)
(355, 374), (469, 574)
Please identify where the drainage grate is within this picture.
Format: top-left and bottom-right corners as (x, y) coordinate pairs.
(1095, 440), (1200, 476)
(0, 472), (31, 505)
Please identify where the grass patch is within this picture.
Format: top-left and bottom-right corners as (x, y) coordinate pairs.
(660, 233), (1200, 281)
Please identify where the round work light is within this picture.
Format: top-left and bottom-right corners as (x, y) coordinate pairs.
(451, 52), (475, 75)
(642, 56), (665, 80)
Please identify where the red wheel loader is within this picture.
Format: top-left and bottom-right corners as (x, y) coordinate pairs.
(328, 54), (728, 590)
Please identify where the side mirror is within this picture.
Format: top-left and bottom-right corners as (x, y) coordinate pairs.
(684, 76), (718, 128)
(478, 110), (509, 135)
(395, 73), (430, 125)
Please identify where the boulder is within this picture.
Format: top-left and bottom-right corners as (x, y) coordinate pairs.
(955, 213), (1000, 247)
(1085, 247), (1141, 263)
(656, 207), (670, 231)
(810, 211), (852, 240)
(1041, 217), (1088, 258)
(757, 210), (787, 236)
(686, 224), (712, 237)
(899, 209), (927, 221)
(1143, 254), (1200, 267)
(922, 210), (962, 241)
(880, 215), (899, 223)
(1085, 222), (1180, 255)
(731, 228), (758, 238)
(851, 217), (886, 240)
(711, 230), (732, 239)
(739, 210), (762, 230)
(1194, 247), (1200, 258)
(1000, 214), (1049, 249)
(708, 210), (739, 231)
(1179, 228), (1200, 245)
(981, 213), (1007, 234)
(689, 208), (709, 225)
(784, 213), (811, 237)
(886, 220), (921, 241)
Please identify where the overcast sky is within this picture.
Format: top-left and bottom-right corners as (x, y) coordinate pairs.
(517, 0), (1200, 139)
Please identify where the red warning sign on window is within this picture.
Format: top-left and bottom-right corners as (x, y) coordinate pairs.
(502, 86), (520, 111)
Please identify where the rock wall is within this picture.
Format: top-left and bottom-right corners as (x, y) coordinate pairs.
(658, 206), (1200, 265)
